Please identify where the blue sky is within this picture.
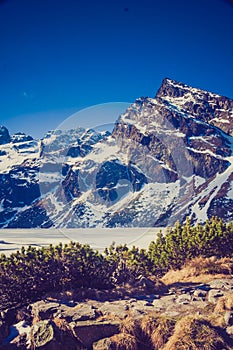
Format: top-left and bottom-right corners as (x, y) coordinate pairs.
(0, 0), (233, 138)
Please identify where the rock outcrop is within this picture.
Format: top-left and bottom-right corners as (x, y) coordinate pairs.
(0, 126), (10, 145)
(2, 277), (233, 349)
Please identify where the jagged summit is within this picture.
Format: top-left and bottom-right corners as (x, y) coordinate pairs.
(0, 79), (233, 228)
(157, 77), (223, 98)
(156, 77), (233, 136)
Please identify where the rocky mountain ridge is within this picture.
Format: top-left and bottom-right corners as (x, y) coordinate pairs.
(0, 78), (233, 228)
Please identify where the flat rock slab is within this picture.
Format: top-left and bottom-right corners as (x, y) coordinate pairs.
(60, 304), (101, 322)
(208, 279), (233, 291)
(153, 293), (207, 314)
(153, 295), (176, 311)
(176, 294), (192, 304)
(31, 301), (100, 322)
(92, 298), (157, 320)
(72, 320), (120, 349)
(31, 301), (60, 320)
(208, 289), (224, 303)
(96, 301), (129, 320)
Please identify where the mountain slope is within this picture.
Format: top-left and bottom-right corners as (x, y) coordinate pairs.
(0, 78), (233, 228)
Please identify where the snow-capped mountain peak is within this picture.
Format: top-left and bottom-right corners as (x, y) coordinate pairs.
(0, 78), (233, 228)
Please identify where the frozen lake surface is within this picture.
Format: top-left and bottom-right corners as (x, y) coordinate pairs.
(0, 227), (164, 255)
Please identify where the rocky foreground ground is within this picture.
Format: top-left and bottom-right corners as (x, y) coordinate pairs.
(2, 260), (233, 350)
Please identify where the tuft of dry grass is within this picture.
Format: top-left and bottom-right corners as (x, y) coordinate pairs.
(162, 315), (226, 350)
(32, 314), (41, 325)
(140, 314), (160, 337)
(162, 256), (233, 285)
(120, 313), (177, 350)
(108, 333), (138, 350)
(120, 317), (142, 340)
(141, 314), (176, 349)
(186, 256), (233, 275)
(53, 317), (71, 332)
(151, 316), (176, 349)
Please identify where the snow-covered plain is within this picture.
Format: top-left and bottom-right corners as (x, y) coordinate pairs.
(0, 227), (164, 256)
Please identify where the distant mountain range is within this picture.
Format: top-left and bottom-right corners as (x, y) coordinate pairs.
(0, 78), (233, 228)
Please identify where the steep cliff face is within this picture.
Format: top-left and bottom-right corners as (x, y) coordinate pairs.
(110, 79), (233, 225)
(157, 78), (233, 136)
(112, 93), (231, 180)
(0, 78), (232, 228)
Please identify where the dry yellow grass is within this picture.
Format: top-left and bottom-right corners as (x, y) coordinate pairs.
(151, 317), (176, 349)
(162, 256), (233, 285)
(141, 314), (176, 349)
(162, 315), (226, 350)
(32, 314), (41, 325)
(108, 333), (138, 350)
(120, 317), (142, 340)
(53, 317), (71, 332)
(120, 313), (177, 350)
(140, 314), (159, 336)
